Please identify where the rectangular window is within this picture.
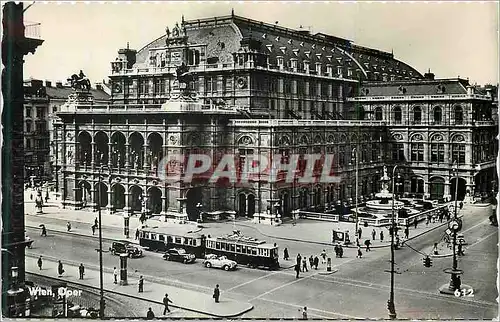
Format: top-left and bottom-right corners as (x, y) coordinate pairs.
(184, 238), (189, 245)
(26, 121), (32, 133)
(26, 107), (32, 118)
(37, 107), (44, 119)
(26, 139), (31, 149)
(431, 144), (445, 163)
(159, 235), (165, 241)
(230, 244), (235, 252)
(145, 232), (150, 239)
(411, 143), (424, 162)
(242, 246), (247, 254)
(309, 81), (316, 96)
(392, 143), (404, 162)
(175, 237), (181, 244)
(236, 245), (241, 253)
(215, 242), (221, 250)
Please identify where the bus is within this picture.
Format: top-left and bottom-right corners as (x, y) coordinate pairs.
(205, 233), (280, 269)
(138, 227), (280, 269)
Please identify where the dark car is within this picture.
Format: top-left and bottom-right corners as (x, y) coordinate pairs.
(109, 241), (143, 258)
(162, 248), (196, 264)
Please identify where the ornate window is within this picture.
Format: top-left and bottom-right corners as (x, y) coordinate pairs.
(413, 106), (422, 124)
(433, 106), (443, 124)
(451, 135), (466, 164)
(392, 143), (404, 162)
(411, 177), (425, 194)
(410, 135), (424, 162)
(374, 107), (383, 121)
(393, 106), (402, 124)
(430, 135), (445, 163)
(338, 146), (345, 167)
(454, 106), (463, 124)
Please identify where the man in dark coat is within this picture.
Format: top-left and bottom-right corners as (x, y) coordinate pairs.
(296, 253), (302, 266)
(57, 260), (64, 277)
(295, 263), (300, 278)
(138, 276), (144, 293)
(79, 263), (85, 280)
(313, 256), (319, 269)
(91, 224), (96, 235)
(404, 227), (409, 239)
(334, 244), (339, 258)
(37, 256), (43, 270)
(338, 245), (344, 258)
(135, 228), (140, 240)
(283, 247), (289, 260)
(163, 293), (173, 314)
(364, 239), (371, 251)
(213, 284), (220, 303)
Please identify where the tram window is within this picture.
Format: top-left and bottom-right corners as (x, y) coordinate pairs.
(150, 234), (156, 240)
(230, 244), (235, 252)
(145, 232), (150, 239)
(175, 237), (181, 244)
(191, 239), (197, 246)
(236, 245), (241, 253)
(167, 236), (173, 243)
(184, 238), (189, 245)
(263, 249), (269, 257)
(139, 232), (144, 238)
(248, 247), (253, 254)
(242, 246), (247, 254)
(216, 242), (221, 250)
(159, 235), (165, 241)
(252, 248), (257, 255)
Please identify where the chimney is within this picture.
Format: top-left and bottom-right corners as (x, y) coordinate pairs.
(423, 70), (435, 80)
(55, 81), (63, 88)
(486, 87), (492, 99)
(45, 80), (52, 87)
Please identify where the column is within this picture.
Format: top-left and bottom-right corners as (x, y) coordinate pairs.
(143, 144), (149, 173)
(72, 187), (79, 209)
(91, 141), (96, 168)
(124, 144), (130, 168)
(444, 177), (451, 201)
(90, 188), (97, 211)
(108, 142), (113, 170)
(124, 192), (131, 215)
(107, 188), (113, 213)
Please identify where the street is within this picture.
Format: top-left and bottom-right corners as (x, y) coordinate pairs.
(25, 205), (497, 319)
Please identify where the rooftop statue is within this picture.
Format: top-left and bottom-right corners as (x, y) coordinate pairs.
(175, 62), (193, 86)
(68, 70), (91, 91)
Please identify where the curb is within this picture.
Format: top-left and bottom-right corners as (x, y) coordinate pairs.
(25, 256), (253, 318)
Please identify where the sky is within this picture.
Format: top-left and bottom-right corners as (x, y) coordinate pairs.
(22, 1), (499, 86)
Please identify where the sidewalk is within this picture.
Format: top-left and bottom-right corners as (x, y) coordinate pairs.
(26, 255), (253, 318)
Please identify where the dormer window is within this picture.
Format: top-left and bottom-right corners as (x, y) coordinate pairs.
(277, 56), (284, 69)
(382, 73), (388, 82)
(315, 62), (322, 75)
(304, 61), (310, 73)
(290, 59), (298, 71)
(347, 68), (353, 77)
(326, 65), (333, 76)
(436, 84), (446, 94)
(337, 66), (343, 77)
(390, 75), (396, 81)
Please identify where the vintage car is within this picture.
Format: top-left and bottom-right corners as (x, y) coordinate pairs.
(162, 248), (196, 264)
(109, 241), (143, 258)
(203, 254), (238, 271)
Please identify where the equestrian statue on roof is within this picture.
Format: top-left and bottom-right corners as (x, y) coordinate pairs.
(68, 70), (91, 91)
(175, 63), (194, 86)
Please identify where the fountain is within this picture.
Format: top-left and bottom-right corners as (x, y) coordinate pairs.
(353, 166), (419, 221)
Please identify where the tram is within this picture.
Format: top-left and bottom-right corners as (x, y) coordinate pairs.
(138, 227), (280, 269)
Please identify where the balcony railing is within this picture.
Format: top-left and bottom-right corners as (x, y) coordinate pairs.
(24, 22), (41, 40)
(229, 119), (386, 127)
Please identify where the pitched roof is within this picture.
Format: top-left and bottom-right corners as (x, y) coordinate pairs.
(359, 79), (469, 96)
(46, 86), (110, 102)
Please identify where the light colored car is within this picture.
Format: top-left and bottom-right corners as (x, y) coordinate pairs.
(203, 254), (237, 271)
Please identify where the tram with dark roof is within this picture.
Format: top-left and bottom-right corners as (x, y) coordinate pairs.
(138, 228), (280, 269)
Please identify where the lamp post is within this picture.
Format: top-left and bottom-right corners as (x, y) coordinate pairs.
(352, 148), (359, 242)
(387, 164), (399, 320)
(196, 202), (203, 223)
(97, 154), (106, 318)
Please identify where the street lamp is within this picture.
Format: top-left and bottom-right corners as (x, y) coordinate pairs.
(352, 148), (359, 243)
(97, 153), (106, 318)
(440, 160), (464, 294)
(196, 202), (203, 223)
(387, 164), (399, 320)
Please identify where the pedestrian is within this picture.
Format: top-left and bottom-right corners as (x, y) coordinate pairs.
(135, 228), (140, 240)
(357, 227), (362, 240)
(283, 247), (289, 261)
(91, 224), (96, 235)
(67, 222), (72, 232)
(433, 242), (438, 255)
(308, 255), (314, 268)
(338, 245), (344, 258)
(37, 256), (43, 270)
(313, 256), (319, 269)
(380, 230), (384, 242)
(95, 218), (98, 228)
(372, 229), (376, 241)
(45, 192), (49, 203)
(395, 236), (400, 249)
(404, 226), (409, 239)
(79, 263), (85, 280)
(146, 307), (155, 320)
(457, 243), (465, 256)
(57, 260), (64, 277)
(113, 267), (118, 284)
(439, 212), (444, 223)
(302, 306), (308, 320)
(302, 257), (308, 272)
(320, 249), (327, 264)
(364, 239), (371, 252)
(356, 245), (362, 258)
(163, 293), (172, 314)
(138, 276), (144, 293)
(30, 193), (33, 201)
(414, 219), (418, 229)
(296, 253), (302, 266)
(459, 201), (463, 209)
(295, 263), (300, 278)
(41, 225), (47, 237)
(426, 215), (430, 226)
(213, 284), (220, 303)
